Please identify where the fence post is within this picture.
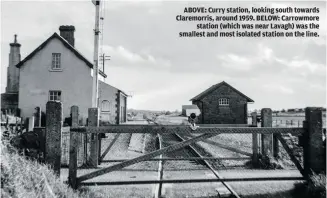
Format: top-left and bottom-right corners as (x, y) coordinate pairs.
(251, 112), (258, 166)
(33, 127), (46, 162)
(20, 117), (23, 135)
(273, 134), (279, 158)
(88, 108), (99, 167)
(45, 101), (62, 176)
(303, 107), (324, 176)
(261, 108), (273, 158)
(34, 107), (41, 127)
(69, 106), (79, 189)
(98, 133), (102, 165)
(28, 116), (34, 132)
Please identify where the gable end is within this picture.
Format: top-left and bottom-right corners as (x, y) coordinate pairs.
(15, 33), (107, 78)
(190, 81), (254, 102)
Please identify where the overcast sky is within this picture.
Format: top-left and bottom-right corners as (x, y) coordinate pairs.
(1, 0), (326, 111)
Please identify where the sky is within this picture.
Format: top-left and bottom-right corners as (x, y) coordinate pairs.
(1, 0), (326, 111)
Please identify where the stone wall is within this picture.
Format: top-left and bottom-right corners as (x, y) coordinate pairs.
(192, 84), (248, 124)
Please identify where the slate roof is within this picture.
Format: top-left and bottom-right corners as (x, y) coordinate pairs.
(15, 32), (107, 78)
(182, 105), (199, 109)
(190, 81), (254, 102)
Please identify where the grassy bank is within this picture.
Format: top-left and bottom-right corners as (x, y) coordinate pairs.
(1, 140), (105, 198)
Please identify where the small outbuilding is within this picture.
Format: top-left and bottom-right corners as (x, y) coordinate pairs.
(190, 81), (254, 124)
(182, 105), (201, 117)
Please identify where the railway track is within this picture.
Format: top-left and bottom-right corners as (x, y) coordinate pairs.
(160, 133), (207, 170)
(156, 131), (240, 198)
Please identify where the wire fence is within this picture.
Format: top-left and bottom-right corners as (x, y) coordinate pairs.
(273, 119), (304, 128)
(249, 116), (326, 128)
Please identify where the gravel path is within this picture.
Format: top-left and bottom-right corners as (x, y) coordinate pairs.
(100, 133), (158, 171)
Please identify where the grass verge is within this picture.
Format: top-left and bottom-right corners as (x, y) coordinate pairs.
(292, 173), (326, 198)
(1, 139), (105, 198)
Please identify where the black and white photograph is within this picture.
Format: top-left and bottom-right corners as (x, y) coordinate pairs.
(1, 0), (326, 197)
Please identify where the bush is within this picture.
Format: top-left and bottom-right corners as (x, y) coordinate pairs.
(293, 173), (326, 198)
(1, 140), (105, 198)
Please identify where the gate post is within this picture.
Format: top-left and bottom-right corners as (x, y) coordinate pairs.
(251, 112), (258, 166)
(69, 106), (79, 189)
(251, 112), (257, 127)
(88, 108), (99, 167)
(273, 111), (279, 158)
(261, 108), (273, 158)
(303, 107), (324, 176)
(45, 101), (62, 176)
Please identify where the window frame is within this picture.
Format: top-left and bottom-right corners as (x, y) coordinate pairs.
(101, 100), (111, 113)
(49, 90), (62, 102)
(218, 98), (229, 106)
(51, 53), (62, 70)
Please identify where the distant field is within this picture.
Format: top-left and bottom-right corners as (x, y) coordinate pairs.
(248, 116), (326, 128)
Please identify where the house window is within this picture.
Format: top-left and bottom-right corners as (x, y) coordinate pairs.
(52, 53), (61, 70)
(49, 91), (61, 101)
(219, 98), (229, 106)
(101, 100), (110, 112)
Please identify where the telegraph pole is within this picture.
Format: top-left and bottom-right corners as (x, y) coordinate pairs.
(92, 0), (100, 108)
(99, 53), (110, 73)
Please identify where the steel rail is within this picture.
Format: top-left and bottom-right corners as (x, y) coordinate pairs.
(154, 134), (164, 198)
(173, 132), (241, 198)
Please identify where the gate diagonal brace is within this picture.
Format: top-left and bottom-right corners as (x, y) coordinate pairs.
(76, 132), (220, 183)
(100, 133), (121, 161)
(275, 133), (304, 176)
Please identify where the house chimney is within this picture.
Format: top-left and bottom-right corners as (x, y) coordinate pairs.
(59, 25), (75, 47)
(6, 34), (21, 93)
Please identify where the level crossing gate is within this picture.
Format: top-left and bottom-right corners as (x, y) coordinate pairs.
(41, 103), (325, 198)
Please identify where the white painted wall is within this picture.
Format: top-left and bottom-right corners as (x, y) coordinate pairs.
(18, 37), (119, 123)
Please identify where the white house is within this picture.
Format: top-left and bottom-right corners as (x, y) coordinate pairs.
(2, 25), (127, 125)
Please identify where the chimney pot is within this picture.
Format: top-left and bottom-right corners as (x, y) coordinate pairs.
(59, 25), (75, 47)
